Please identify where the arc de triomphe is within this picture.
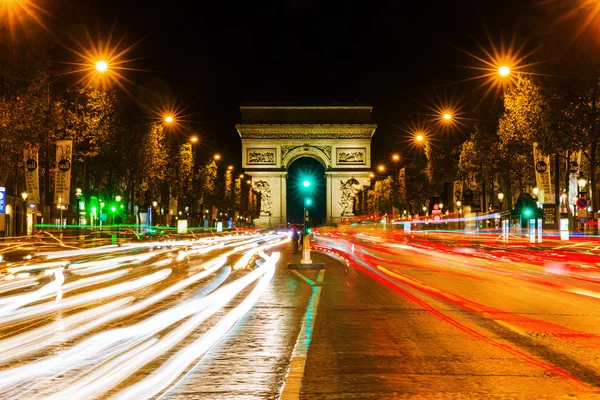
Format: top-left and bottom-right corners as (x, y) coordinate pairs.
(237, 105), (377, 227)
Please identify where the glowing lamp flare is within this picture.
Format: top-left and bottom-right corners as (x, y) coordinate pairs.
(95, 61), (108, 73)
(416, 134), (424, 142)
(164, 115), (174, 124)
(498, 66), (510, 77)
(443, 113), (452, 121)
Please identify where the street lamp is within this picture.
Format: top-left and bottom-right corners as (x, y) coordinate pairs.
(246, 179), (252, 185)
(95, 60), (108, 73)
(497, 192), (504, 211)
(498, 65), (511, 77)
(21, 192), (27, 236)
(377, 165), (385, 172)
(442, 113), (452, 121)
(164, 115), (174, 124)
(228, 165), (234, 171)
(239, 174), (245, 179)
(214, 154), (221, 161)
(392, 154), (400, 162)
(190, 136), (198, 143)
(416, 134), (424, 142)
(578, 173), (587, 191)
(369, 172), (375, 178)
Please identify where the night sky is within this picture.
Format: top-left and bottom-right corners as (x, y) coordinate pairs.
(49, 0), (528, 164)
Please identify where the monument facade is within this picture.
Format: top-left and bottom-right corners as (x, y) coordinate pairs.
(236, 105), (376, 226)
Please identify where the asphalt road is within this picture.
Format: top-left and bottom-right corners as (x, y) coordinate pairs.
(304, 231), (600, 399)
(1, 230), (600, 399)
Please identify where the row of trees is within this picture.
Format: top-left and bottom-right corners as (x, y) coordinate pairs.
(1, 43), (260, 228)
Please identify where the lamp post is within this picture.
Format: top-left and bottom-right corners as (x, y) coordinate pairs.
(497, 192), (504, 211)
(21, 192), (28, 236)
(75, 188), (82, 225)
(391, 154), (400, 215)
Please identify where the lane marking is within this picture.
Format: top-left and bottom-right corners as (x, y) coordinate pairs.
(280, 270), (324, 400)
(290, 270), (315, 286)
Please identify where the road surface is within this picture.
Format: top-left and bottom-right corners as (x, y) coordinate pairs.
(1, 229), (600, 399)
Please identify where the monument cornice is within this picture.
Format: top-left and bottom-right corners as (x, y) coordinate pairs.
(236, 124), (377, 139)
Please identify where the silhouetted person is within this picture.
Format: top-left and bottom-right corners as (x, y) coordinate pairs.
(291, 228), (299, 253)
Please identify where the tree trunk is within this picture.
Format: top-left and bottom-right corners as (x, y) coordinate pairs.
(565, 151), (573, 230)
(555, 153), (561, 229)
(592, 141), (597, 220)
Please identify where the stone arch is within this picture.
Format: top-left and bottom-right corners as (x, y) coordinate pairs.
(282, 146), (330, 170)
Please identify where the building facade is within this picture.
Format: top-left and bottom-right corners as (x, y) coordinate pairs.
(236, 105), (377, 226)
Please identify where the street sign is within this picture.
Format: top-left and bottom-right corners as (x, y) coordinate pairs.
(577, 208), (586, 218)
(468, 181), (478, 191)
(576, 197), (587, 209)
(433, 214), (441, 222)
(140, 181), (149, 191)
(0, 187), (5, 214)
(543, 204), (556, 228)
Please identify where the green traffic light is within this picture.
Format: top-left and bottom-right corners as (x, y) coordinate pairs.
(524, 209), (531, 216)
(303, 180), (311, 188)
(111, 206), (116, 213)
(305, 198), (312, 206)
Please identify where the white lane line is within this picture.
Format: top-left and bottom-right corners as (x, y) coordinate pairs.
(280, 269), (325, 400)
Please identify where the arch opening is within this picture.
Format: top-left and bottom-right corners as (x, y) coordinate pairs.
(286, 157), (326, 226)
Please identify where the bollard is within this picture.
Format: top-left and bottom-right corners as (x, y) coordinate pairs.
(301, 235), (312, 264)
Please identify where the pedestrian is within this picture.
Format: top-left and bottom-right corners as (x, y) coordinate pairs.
(291, 227), (299, 253)
(299, 230), (304, 250)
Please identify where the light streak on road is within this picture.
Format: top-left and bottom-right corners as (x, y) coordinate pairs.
(0, 232), (286, 399)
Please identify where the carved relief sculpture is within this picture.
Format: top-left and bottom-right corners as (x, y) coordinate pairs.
(339, 178), (361, 215)
(247, 149), (276, 164)
(253, 180), (272, 215)
(337, 148), (366, 164)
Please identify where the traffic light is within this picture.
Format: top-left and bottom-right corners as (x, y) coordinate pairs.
(303, 180), (311, 188)
(305, 198), (312, 206)
(523, 208), (532, 217)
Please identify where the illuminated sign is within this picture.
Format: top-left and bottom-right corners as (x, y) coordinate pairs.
(0, 187), (5, 214)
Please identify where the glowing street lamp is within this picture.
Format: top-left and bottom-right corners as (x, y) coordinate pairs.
(369, 172), (375, 178)
(578, 173), (587, 190)
(442, 113), (452, 121)
(392, 153), (400, 162)
(228, 165), (234, 171)
(246, 179), (251, 185)
(378, 165), (385, 172)
(190, 136), (198, 143)
(498, 66), (511, 77)
(164, 115), (174, 124)
(214, 154), (221, 161)
(95, 61), (108, 73)
(239, 174), (245, 179)
(115, 195), (122, 202)
(416, 134), (424, 142)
